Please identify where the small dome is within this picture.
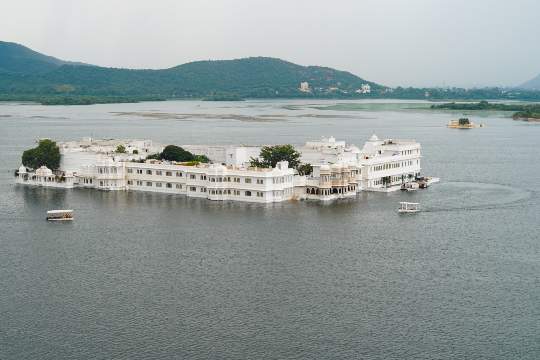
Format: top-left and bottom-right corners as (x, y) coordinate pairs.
(18, 165), (27, 173)
(35, 166), (53, 176)
(369, 134), (379, 142)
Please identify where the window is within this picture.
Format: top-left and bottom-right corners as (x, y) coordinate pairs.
(190, 186), (196, 192)
(156, 182), (162, 187)
(176, 172), (183, 177)
(201, 175), (206, 180)
(137, 180), (143, 186)
(156, 170), (162, 176)
(256, 179), (264, 184)
(176, 184), (182, 189)
(99, 181), (104, 186)
(166, 183), (172, 188)
(146, 170), (152, 175)
(245, 178), (252, 183)
(202, 187), (207, 192)
(137, 169), (143, 174)
(127, 168), (133, 173)
(245, 191), (251, 196)
(127, 180), (133, 185)
(257, 192), (263, 197)
(166, 171), (172, 176)
(190, 174), (196, 180)
(146, 181), (152, 186)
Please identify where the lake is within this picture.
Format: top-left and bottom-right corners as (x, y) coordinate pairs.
(1, 100), (539, 359)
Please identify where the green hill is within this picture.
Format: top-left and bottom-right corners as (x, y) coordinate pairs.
(0, 41), (86, 74)
(0, 41), (384, 102)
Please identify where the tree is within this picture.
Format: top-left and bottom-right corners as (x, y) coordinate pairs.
(297, 163), (313, 176)
(116, 144), (126, 153)
(458, 118), (470, 126)
(160, 145), (195, 162)
(250, 144), (301, 168)
(193, 154), (210, 163)
(21, 139), (61, 170)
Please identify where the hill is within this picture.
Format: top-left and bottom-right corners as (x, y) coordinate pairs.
(519, 73), (540, 90)
(2, 41), (540, 105)
(0, 41), (86, 75)
(0, 42), (384, 102)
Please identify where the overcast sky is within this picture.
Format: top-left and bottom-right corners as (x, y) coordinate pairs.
(2, 0), (539, 87)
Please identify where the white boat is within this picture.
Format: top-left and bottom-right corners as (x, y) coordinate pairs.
(398, 202), (419, 213)
(46, 209), (74, 221)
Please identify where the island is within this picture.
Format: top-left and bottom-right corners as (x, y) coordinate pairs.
(512, 111), (540, 122)
(15, 135), (438, 202)
(432, 101), (540, 122)
(447, 118), (483, 129)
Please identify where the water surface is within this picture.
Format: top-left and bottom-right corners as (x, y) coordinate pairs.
(1, 100), (539, 359)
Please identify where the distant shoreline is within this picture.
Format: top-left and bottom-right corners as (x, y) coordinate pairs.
(2, 95), (540, 106)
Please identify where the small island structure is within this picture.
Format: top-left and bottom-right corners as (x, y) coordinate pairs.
(15, 135), (438, 203)
(447, 118), (483, 129)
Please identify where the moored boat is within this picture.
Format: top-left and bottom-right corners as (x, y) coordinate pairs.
(46, 209), (74, 221)
(401, 182), (419, 191)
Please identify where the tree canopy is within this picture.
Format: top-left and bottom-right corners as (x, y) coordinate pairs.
(22, 139), (61, 170)
(149, 145), (210, 163)
(250, 144), (301, 169)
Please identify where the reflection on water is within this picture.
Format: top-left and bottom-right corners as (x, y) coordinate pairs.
(1, 100), (540, 360)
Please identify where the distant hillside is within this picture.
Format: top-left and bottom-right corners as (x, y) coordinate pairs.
(0, 41), (86, 75)
(2, 41), (540, 105)
(520, 73), (540, 90)
(0, 41), (384, 101)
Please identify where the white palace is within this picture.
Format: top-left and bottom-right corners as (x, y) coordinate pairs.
(16, 135), (431, 203)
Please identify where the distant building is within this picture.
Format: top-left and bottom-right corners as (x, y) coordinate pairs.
(299, 82), (310, 92)
(355, 84), (371, 94)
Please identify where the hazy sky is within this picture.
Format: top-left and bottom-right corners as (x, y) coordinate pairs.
(2, 0), (539, 87)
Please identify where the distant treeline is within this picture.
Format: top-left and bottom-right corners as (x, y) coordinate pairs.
(431, 101), (540, 120)
(430, 100), (540, 111)
(0, 94), (166, 105)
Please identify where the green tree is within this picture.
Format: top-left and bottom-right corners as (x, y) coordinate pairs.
(297, 163), (313, 176)
(193, 154), (210, 163)
(160, 145), (195, 162)
(116, 144), (126, 153)
(21, 139), (61, 170)
(250, 144), (301, 168)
